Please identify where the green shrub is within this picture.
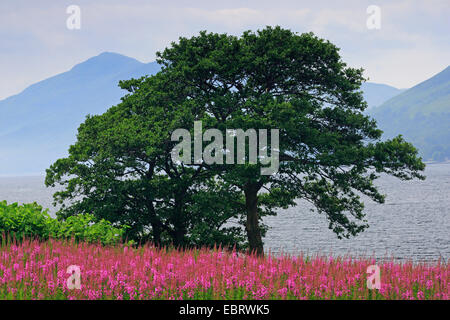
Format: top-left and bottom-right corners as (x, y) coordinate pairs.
(53, 213), (128, 245)
(0, 201), (128, 245)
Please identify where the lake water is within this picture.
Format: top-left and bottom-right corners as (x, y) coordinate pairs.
(1, 163), (449, 262)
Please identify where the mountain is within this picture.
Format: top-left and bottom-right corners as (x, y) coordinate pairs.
(370, 66), (450, 161)
(0, 52), (161, 175)
(360, 82), (405, 109)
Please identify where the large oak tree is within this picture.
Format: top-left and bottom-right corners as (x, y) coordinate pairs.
(47, 26), (425, 255)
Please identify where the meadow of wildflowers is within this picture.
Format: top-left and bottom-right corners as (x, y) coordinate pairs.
(0, 238), (448, 300)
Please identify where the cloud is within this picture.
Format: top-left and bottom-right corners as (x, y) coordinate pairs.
(0, 0), (449, 99)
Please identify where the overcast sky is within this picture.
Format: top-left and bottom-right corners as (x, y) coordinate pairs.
(1, 0), (449, 100)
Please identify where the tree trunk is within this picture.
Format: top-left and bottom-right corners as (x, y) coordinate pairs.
(151, 221), (162, 246)
(147, 200), (162, 246)
(172, 192), (187, 248)
(244, 186), (264, 256)
(173, 228), (186, 248)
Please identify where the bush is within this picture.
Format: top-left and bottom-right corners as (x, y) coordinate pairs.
(0, 201), (128, 245)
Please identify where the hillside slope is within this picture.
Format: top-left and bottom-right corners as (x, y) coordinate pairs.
(360, 82), (405, 109)
(370, 66), (450, 161)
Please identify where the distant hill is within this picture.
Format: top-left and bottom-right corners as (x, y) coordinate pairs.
(0, 52), (160, 175)
(370, 66), (450, 161)
(360, 82), (405, 109)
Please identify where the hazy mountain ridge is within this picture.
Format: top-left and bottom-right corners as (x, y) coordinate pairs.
(360, 82), (405, 109)
(370, 66), (450, 161)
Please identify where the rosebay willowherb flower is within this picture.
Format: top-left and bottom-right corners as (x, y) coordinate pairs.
(0, 238), (447, 300)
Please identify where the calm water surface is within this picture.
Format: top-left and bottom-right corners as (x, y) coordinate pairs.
(1, 163), (449, 262)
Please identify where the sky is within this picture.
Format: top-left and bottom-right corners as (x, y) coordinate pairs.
(0, 0), (449, 100)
